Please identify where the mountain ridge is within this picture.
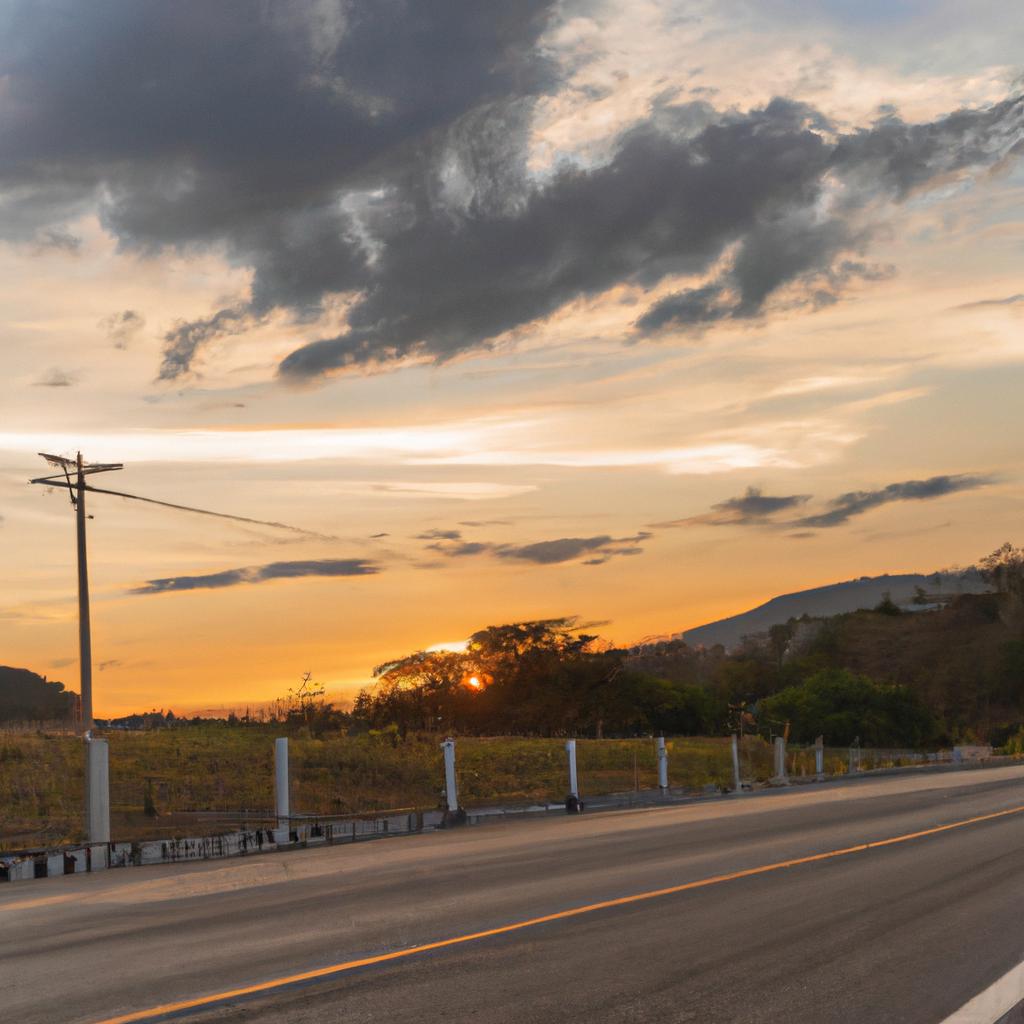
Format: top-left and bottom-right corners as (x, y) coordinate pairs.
(679, 570), (989, 651)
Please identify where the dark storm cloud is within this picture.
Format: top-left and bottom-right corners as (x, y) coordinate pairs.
(276, 94), (1020, 377)
(132, 557), (379, 594)
(651, 487), (811, 527)
(0, 0), (557, 375)
(426, 531), (651, 565)
(793, 474), (993, 529)
(278, 99), (843, 377)
(637, 221), (895, 332)
(160, 306), (257, 381)
(829, 96), (1024, 199)
(2, 3), (1021, 380)
(100, 309), (146, 349)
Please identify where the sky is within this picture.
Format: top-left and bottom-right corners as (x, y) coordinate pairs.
(1, 1), (1022, 715)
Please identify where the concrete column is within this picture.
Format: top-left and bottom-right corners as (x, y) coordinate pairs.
(274, 737), (289, 825)
(86, 737), (110, 844)
(773, 735), (788, 784)
(731, 734), (742, 793)
(656, 736), (668, 791)
(848, 746), (858, 774)
(441, 738), (458, 812)
(815, 735), (824, 780)
(566, 739), (579, 798)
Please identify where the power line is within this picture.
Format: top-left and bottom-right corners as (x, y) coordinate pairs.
(76, 483), (335, 541)
(32, 468), (335, 540)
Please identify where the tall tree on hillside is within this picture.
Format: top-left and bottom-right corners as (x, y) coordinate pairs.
(979, 543), (1024, 598)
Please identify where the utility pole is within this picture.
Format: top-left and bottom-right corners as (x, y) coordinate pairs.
(33, 452), (123, 734)
(76, 452), (94, 731)
(32, 452), (122, 846)
(31, 451), (323, 844)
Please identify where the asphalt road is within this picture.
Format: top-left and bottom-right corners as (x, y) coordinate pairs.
(4, 766), (1024, 1024)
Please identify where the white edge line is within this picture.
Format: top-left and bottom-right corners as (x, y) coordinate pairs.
(939, 960), (1024, 1023)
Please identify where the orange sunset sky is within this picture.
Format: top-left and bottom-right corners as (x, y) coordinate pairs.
(1, 1), (1023, 715)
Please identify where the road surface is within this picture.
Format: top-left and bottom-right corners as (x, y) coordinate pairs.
(4, 765), (1024, 1024)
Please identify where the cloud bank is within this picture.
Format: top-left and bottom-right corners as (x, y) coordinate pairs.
(668, 474), (993, 531)
(425, 530), (651, 566)
(793, 474), (994, 529)
(133, 558), (379, 594)
(652, 486), (811, 527)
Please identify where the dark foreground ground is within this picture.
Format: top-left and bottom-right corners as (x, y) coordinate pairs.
(4, 765), (1024, 1024)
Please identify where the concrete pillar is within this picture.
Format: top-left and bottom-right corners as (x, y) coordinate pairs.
(773, 735), (788, 784)
(86, 737), (110, 844)
(656, 736), (668, 791)
(274, 737), (289, 825)
(566, 739), (579, 798)
(849, 746), (858, 774)
(815, 735), (824, 780)
(441, 738), (458, 812)
(731, 734), (742, 793)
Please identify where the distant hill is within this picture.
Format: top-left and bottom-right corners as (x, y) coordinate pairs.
(0, 666), (77, 722)
(680, 571), (990, 651)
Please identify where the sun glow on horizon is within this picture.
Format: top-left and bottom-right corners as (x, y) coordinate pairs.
(426, 639), (469, 653)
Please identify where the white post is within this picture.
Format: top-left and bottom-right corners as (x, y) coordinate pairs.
(274, 737), (289, 826)
(849, 746), (857, 775)
(731, 734), (742, 793)
(566, 739), (579, 798)
(773, 735), (788, 784)
(86, 737), (110, 844)
(656, 736), (668, 790)
(815, 735), (824, 780)
(441, 738), (458, 812)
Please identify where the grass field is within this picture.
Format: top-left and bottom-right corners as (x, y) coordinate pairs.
(0, 726), (911, 851)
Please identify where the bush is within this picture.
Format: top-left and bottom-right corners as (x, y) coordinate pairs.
(759, 669), (936, 747)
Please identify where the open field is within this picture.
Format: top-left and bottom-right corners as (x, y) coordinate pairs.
(0, 726), (917, 851)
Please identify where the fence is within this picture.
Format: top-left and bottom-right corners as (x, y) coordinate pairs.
(0, 732), (1000, 883)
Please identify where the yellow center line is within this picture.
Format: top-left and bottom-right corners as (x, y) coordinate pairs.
(93, 802), (1024, 1024)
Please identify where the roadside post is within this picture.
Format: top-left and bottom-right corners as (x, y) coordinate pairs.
(565, 739), (582, 813)
(274, 737), (289, 829)
(815, 735), (824, 780)
(772, 735), (788, 785)
(656, 736), (669, 792)
(86, 737), (110, 844)
(441, 738), (464, 825)
(731, 734), (742, 793)
(848, 738), (860, 775)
